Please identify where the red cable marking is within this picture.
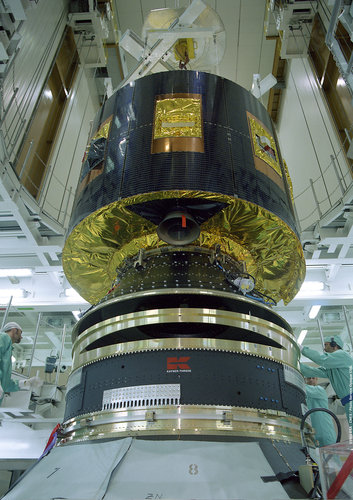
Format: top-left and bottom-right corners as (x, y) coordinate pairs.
(181, 215), (186, 228)
(42, 423), (60, 454)
(327, 451), (353, 499)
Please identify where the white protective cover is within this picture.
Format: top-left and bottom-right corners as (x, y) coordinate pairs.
(4, 438), (289, 500)
(3, 437), (132, 500)
(105, 440), (289, 500)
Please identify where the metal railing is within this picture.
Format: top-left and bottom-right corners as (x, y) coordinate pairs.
(0, 304), (73, 381)
(294, 149), (352, 229)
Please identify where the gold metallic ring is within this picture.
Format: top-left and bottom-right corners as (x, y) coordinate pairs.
(72, 308), (299, 369)
(60, 405), (313, 445)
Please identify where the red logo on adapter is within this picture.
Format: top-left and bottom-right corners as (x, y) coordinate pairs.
(167, 356), (191, 370)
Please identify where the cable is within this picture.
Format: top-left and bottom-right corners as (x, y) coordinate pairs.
(249, 289), (277, 306)
(215, 257), (276, 306)
(299, 406), (341, 498)
(300, 407), (342, 444)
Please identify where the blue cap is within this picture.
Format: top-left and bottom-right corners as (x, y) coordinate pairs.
(324, 335), (344, 349)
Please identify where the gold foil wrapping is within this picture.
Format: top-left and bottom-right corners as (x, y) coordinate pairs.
(174, 38), (195, 61)
(77, 116), (113, 195)
(83, 116), (112, 160)
(63, 190), (305, 305)
(248, 113), (282, 178)
(153, 97), (202, 138)
(283, 160), (294, 203)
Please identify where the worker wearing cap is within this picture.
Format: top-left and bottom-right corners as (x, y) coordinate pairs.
(300, 335), (353, 432)
(0, 322), (23, 404)
(305, 377), (337, 447)
(0, 322), (42, 405)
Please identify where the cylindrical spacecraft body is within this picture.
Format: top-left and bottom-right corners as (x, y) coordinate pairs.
(61, 71), (307, 450)
(69, 71), (296, 235)
(64, 70), (303, 306)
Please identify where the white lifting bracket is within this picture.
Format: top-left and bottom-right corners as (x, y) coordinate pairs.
(116, 0), (209, 90)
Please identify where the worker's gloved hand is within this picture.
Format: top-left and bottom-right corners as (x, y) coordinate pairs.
(0, 382), (4, 399)
(28, 376), (43, 392)
(18, 379), (28, 390)
(19, 376), (43, 393)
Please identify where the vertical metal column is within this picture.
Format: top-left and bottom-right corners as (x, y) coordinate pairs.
(27, 313), (42, 377)
(325, 0), (343, 49)
(62, 186), (73, 226)
(330, 154), (345, 195)
(0, 88), (18, 127)
(55, 324), (67, 386)
(38, 163), (53, 207)
(317, 317), (325, 349)
(0, 296), (13, 330)
(343, 306), (353, 349)
(19, 140), (34, 179)
(310, 178), (322, 218)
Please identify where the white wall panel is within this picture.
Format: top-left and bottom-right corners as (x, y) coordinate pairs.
(277, 58), (351, 231)
(1, 0), (68, 163)
(217, 0), (275, 89)
(115, 0), (144, 34)
(217, 0), (240, 82)
(142, 0), (169, 22)
(258, 37), (276, 80)
(40, 67), (98, 228)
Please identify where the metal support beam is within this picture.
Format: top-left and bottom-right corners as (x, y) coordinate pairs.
(55, 324), (67, 386)
(310, 178), (322, 218)
(343, 306), (353, 349)
(0, 296), (13, 330)
(317, 318), (325, 349)
(330, 154), (346, 195)
(27, 313), (42, 377)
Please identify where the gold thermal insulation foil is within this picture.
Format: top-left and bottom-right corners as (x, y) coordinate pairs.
(63, 190), (305, 305)
(153, 96), (202, 138)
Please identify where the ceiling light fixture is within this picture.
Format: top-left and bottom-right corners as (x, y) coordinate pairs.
(0, 288), (26, 298)
(72, 310), (81, 321)
(299, 281), (324, 292)
(0, 268), (32, 277)
(297, 329), (308, 345)
(309, 305), (321, 319)
(65, 287), (83, 299)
